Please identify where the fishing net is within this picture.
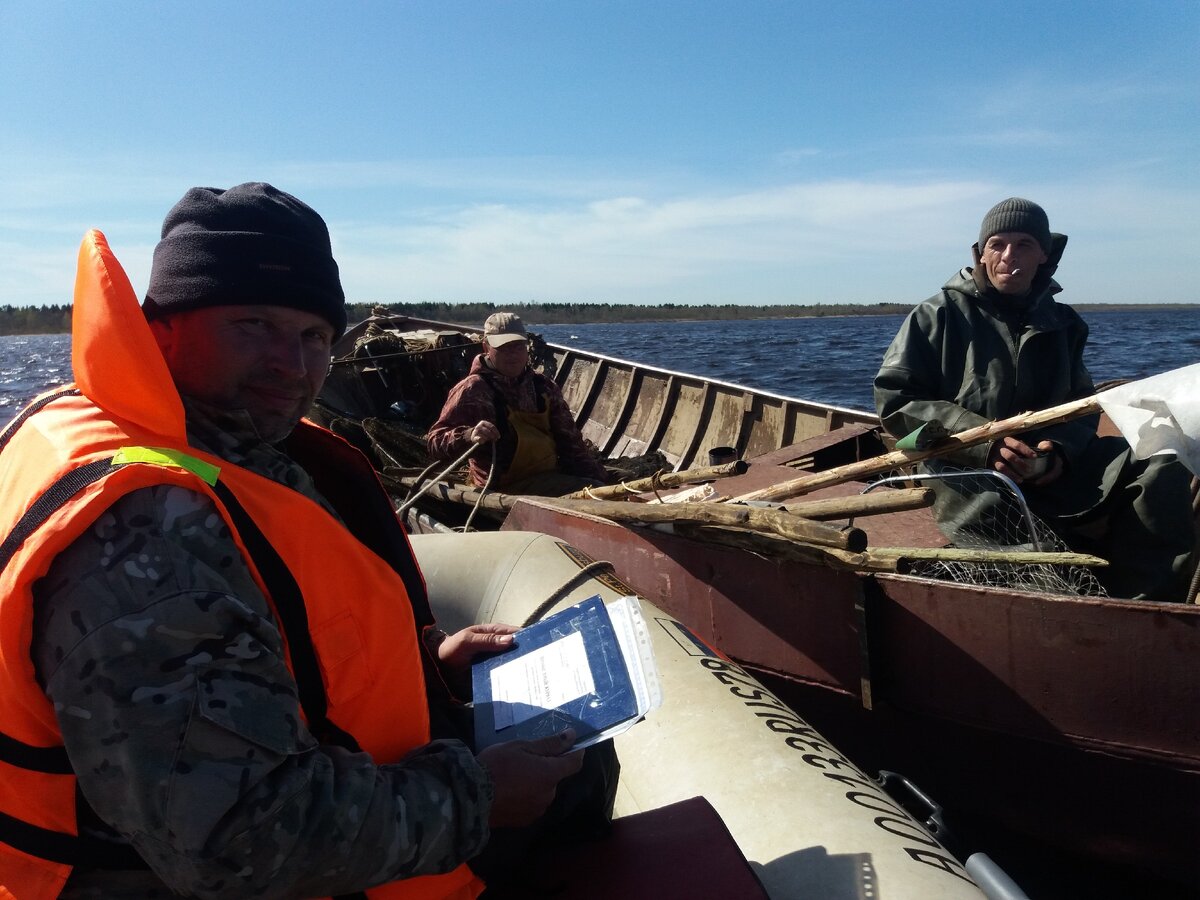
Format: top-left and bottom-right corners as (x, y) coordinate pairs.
(528, 333), (558, 379)
(604, 450), (671, 483)
(889, 469), (1109, 597)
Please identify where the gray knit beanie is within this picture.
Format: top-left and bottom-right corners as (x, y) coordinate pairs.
(144, 182), (346, 338)
(978, 198), (1052, 254)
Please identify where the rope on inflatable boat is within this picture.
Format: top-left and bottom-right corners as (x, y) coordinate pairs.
(396, 440), (499, 533)
(397, 441), (485, 517)
(462, 443), (497, 533)
(519, 559), (618, 628)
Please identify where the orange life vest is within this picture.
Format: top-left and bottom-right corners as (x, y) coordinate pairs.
(0, 231), (483, 900)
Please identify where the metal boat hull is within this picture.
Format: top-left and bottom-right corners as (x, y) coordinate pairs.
(501, 498), (1200, 891)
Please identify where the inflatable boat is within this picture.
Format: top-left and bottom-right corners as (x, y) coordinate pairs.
(411, 530), (1000, 899)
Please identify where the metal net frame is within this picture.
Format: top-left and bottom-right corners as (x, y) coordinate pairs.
(864, 470), (1108, 597)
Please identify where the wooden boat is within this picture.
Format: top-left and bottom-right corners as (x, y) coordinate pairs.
(315, 311), (1200, 897)
(314, 310), (885, 477)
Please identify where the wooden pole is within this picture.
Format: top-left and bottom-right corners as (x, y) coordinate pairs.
(384, 474), (513, 513)
(733, 395), (1103, 503)
(538, 495), (867, 552)
(672, 525), (1106, 573)
(559, 459), (749, 500)
(782, 487), (933, 520)
(387, 473), (865, 552)
(386, 476), (934, 522)
(869, 547), (1108, 567)
(384, 475), (864, 554)
(669, 524), (899, 573)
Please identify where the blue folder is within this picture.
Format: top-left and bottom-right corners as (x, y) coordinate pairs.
(472, 595), (638, 750)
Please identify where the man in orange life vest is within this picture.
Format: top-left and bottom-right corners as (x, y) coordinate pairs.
(0, 183), (613, 898)
(426, 313), (609, 496)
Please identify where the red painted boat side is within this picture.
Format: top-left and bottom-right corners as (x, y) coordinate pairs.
(501, 499), (1200, 887)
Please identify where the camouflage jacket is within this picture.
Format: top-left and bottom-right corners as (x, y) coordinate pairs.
(425, 355), (607, 487)
(31, 400), (492, 899)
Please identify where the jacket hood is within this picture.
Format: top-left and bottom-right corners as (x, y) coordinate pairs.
(1028, 231), (1068, 291)
(71, 230), (187, 442)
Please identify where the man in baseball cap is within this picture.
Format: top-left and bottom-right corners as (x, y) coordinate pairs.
(428, 311), (610, 494)
(482, 311), (529, 346)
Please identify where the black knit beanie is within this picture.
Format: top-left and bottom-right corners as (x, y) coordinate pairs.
(144, 183), (346, 338)
(977, 197), (1051, 254)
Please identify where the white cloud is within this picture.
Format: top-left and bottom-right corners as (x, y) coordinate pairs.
(2, 152), (1197, 308)
(333, 179), (997, 304)
(333, 175), (1200, 305)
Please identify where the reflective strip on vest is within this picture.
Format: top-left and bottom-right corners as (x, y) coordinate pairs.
(111, 446), (221, 485)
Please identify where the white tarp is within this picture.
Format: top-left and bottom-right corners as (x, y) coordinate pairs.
(1096, 363), (1200, 476)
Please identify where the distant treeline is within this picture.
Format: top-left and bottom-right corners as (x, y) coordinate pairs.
(1, 301), (915, 334)
(4, 300), (1198, 335)
(0, 304), (73, 335)
(345, 301), (915, 327)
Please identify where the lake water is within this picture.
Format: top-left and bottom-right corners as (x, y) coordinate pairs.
(0, 333), (74, 420)
(2, 308), (1197, 424)
(536, 308), (1198, 410)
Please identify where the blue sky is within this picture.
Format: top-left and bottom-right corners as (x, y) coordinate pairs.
(2, 1), (1197, 309)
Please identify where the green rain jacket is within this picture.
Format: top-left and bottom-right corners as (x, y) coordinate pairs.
(873, 236), (1195, 599)
(874, 234), (1099, 469)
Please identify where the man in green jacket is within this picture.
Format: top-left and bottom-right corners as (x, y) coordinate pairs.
(874, 198), (1194, 601)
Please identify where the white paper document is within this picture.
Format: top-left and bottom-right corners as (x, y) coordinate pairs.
(489, 630), (595, 730)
